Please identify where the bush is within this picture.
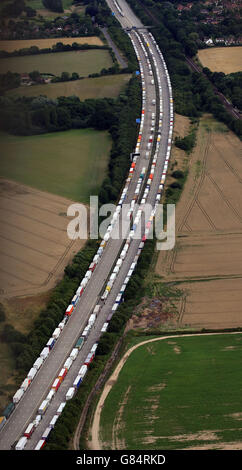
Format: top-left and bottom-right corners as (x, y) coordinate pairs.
(169, 181), (182, 189)
(171, 170), (184, 179)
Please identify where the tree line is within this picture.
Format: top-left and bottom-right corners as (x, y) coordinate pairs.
(0, 42), (111, 59)
(0, 74), (141, 379)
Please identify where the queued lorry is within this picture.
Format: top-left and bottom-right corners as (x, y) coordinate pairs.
(15, 436), (28, 450)
(24, 422), (35, 439)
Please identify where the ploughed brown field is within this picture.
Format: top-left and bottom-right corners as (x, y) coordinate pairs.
(156, 115), (242, 329)
(0, 179), (85, 300)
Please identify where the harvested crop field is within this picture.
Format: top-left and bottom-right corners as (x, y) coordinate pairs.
(156, 115), (242, 329)
(0, 36), (104, 53)
(0, 179), (86, 299)
(0, 49), (113, 76)
(8, 74), (131, 100)
(90, 333), (242, 450)
(197, 46), (242, 74)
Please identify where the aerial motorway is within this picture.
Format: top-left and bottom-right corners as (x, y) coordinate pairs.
(0, 0), (173, 451)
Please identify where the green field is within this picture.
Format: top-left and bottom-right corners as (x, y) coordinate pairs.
(0, 129), (111, 203)
(0, 49), (113, 76)
(99, 333), (242, 450)
(8, 74), (131, 100)
(26, 0), (74, 12)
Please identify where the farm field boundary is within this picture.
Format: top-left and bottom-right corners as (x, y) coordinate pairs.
(156, 114), (242, 330)
(0, 49), (113, 76)
(0, 128), (111, 203)
(0, 37), (104, 53)
(8, 74), (131, 100)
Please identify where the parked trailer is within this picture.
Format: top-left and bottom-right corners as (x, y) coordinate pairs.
(65, 304), (74, 317)
(52, 378), (61, 392)
(40, 347), (49, 360)
(84, 353), (95, 366)
(71, 294), (79, 306)
(73, 375), (82, 389)
(58, 368), (67, 382)
(70, 348), (79, 361)
(38, 400), (49, 415)
(15, 436), (27, 450)
(81, 326), (90, 339)
(49, 415), (59, 429)
(46, 338), (56, 350)
(3, 403), (15, 419)
(66, 387), (75, 401)
(57, 402), (66, 415)
(90, 343), (98, 354)
(58, 321), (65, 331)
(27, 367), (37, 381)
(33, 415), (42, 427)
(42, 426), (52, 441)
(75, 336), (84, 350)
(13, 389), (24, 404)
(20, 378), (31, 392)
(101, 317), (108, 333)
(35, 439), (45, 450)
(52, 327), (61, 340)
(107, 312), (113, 322)
(24, 422), (35, 439)
(0, 416), (6, 431)
(93, 305), (101, 316)
(88, 313), (96, 326)
(33, 357), (44, 370)
(63, 357), (73, 370)
(76, 286), (84, 297)
(46, 389), (55, 402)
(78, 364), (88, 379)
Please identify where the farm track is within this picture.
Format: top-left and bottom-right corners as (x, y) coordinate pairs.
(178, 130), (211, 233)
(89, 331), (242, 450)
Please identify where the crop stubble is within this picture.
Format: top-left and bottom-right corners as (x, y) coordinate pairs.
(197, 46), (242, 74)
(0, 179), (85, 299)
(156, 115), (242, 329)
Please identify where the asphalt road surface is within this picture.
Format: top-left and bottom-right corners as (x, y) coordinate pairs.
(0, 0), (172, 451)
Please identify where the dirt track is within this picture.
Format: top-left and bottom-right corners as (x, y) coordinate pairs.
(88, 332), (242, 450)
